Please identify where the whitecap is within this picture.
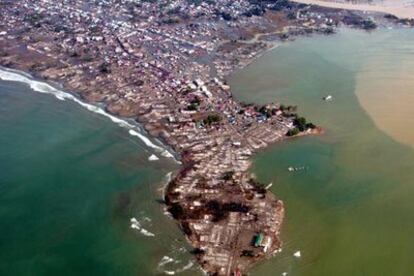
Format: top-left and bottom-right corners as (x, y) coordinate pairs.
(140, 228), (155, 237)
(130, 217), (155, 237)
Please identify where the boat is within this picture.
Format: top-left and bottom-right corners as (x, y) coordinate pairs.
(323, 95), (333, 101)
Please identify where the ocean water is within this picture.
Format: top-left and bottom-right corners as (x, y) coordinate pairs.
(0, 80), (195, 275)
(229, 28), (414, 275)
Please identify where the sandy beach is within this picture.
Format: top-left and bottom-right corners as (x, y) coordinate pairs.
(290, 0), (414, 19)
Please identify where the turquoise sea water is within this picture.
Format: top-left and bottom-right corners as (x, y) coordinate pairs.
(229, 28), (414, 275)
(0, 81), (194, 275)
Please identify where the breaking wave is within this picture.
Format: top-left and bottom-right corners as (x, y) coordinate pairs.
(157, 255), (194, 275)
(148, 154), (160, 161)
(0, 67), (176, 160)
(130, 217), (155, 237)
(158, 256), (175, 268)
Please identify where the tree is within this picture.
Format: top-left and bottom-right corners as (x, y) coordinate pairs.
(287, 128), (300, 136)
(203, 114), (221, 125)
(294, 117), (307, 131)
(168, 203), (185, 219)
(98, 62), (111, 74)
(222, 171), (234, 181)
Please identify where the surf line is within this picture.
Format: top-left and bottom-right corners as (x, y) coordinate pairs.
(0, 67), (177, 161)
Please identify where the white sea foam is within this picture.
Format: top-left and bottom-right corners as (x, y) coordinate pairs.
(129, 129), (161, 150)
(157, 245), (195, 275)
(161, 150), (175, 158)
(176, 261), (194, 272)
(165, 172), (173, 182)
(0, 68), (176, 161)
(140, 228), (155, 237)
(161, 171), (174, 202)
(130, 217), (155, 237)
(55, 94), (65, 101)
(148, 154), (160, 161)
(158, 256), (175, 267)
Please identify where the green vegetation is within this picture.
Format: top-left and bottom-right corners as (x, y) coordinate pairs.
(162, 17), (180, 24)
(248, 178), (266, 194)
(362, 19), (377, 30)
(168, 203), (185, 219)
(24, 12), (44, 27)
(181, 222), (192, 235)
(222, 171), (235, 181)
(287, 116), (316, 136)
(191, 248), (205, 256)
(280, 105), (298, 117)
(203, 114), (221, 126)
(186, 103), (198, 111)
(241, 250), (255, 257)
(287, 127), (300, 136)
(294, 116), (307, 131)
(0, 49), (8, 57)
(206, 200), (250, 222)
(258, 105), (272, 118)
(294, 116), (316, 131)
(98, 62), (111, 74)
(186, 96), (201, 111)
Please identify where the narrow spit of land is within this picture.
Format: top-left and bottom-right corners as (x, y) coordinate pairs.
(0, 1), (407, 275)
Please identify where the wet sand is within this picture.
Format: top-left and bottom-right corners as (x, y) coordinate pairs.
(290, 0), (414, 19)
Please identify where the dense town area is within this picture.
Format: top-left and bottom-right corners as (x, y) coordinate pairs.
(0, 1), (411, 275)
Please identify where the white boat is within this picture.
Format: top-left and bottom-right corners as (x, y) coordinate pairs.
(323, 95), (333, 101)
(293, 251), (301, 258)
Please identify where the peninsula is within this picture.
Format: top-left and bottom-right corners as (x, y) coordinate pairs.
(0, 1), (409, 275)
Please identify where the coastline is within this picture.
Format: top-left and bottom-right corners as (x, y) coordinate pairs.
(0, 59), (293, 275)
(290, 0), (414, 19)
(0, 48), (293, 275)
(0, 1), (406, 275)
(0, 67), (178, 162)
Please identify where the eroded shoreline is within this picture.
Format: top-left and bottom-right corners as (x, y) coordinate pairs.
(0, 1), (405, 275)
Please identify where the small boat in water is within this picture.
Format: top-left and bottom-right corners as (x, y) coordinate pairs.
(323, 95), (333, 101)
(288, 166), (307, 172)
